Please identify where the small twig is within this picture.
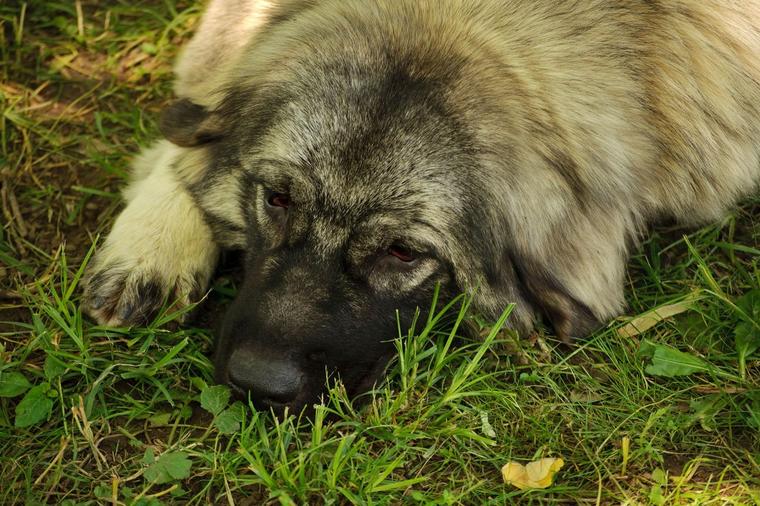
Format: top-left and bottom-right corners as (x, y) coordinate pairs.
(34, 436), (70, 486)
(133, 483), (178, 503)
(75, 0), (84, 39)
(7, 184), (28, 237)
(692, 385), (747, 395)
(71, 396), (107, 473)
(0, 289), (23, 300)
(111, 475), (120, 506)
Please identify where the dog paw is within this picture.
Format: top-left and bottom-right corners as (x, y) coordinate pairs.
(81, 215), (218, 326)
(81, 155), (219, 327)
(82, 261), (203, 327)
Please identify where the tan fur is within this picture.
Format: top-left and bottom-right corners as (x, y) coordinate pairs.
(83, 141), (218, 325)
(84, 0), (760, 339)
(201, 0), (759, 333)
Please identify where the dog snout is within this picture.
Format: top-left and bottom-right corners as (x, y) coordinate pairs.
(226, 346), (305, 408)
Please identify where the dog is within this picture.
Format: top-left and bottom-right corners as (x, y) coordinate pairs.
(82, 0), (760, 413)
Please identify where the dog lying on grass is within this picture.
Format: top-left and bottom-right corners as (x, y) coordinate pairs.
(82, 0), (760, 413)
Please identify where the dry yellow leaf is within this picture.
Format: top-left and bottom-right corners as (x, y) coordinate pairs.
(501, 457), (564, 490)
(616, 291), (701, 338)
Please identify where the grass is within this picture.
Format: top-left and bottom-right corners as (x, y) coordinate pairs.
(1, 1), (759, 504)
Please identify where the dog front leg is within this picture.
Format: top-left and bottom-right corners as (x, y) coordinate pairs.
(82, 140), (219, 327)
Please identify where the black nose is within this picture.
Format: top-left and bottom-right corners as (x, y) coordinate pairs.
(227, 347), (305, 407)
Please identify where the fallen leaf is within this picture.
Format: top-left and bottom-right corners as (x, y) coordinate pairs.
(617, 292), (700, 338)
(501, 457), (564, 490)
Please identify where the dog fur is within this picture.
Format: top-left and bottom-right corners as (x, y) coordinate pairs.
(83, 0), (760, 411)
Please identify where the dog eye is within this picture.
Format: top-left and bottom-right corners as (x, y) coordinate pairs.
(267, 192), (290, 209)
(387, 244), (416, 263)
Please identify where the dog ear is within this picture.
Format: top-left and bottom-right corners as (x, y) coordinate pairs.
(159, 99), (224, 147)
(511, 254), (602, 342)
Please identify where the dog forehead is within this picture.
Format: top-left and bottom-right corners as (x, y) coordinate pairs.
(229, 49), (477, 249)
(254, 93), (466, 216)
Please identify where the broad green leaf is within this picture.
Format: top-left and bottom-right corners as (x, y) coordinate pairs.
(736, 289), (760, 320)
(200, 385), (230, 416)
(640, 341), (712, 377)
(44, 354), (67, 381)
(735, 322), (760, 356)
(637, 339), (657, 359)
(214, 403), (244, 434)
(0, 371), (32, 398)
(142, 447), (156, 465)
(190, 377), (208, 392)
(93, 484), (111, 500)
(160, 452), (193, 480)
(144, 451), (192, 484)
(14, 384), (54, 428)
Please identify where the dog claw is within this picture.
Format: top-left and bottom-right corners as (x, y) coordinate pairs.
(89, 295), (106, 311)
(82, 264), (202, 328)
(117, 302), (136, 323)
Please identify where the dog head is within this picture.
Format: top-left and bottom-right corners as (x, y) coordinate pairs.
(160, 3), (622, 413)
(169, 65), (477, 412)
